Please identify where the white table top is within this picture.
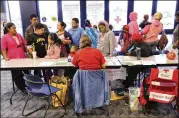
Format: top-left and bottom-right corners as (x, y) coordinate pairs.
(0, 57), (122, 70)
(117, 54), (178, 66)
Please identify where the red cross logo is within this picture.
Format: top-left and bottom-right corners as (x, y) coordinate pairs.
(114, 16), (121, 23)
(163, 69), (169, 73)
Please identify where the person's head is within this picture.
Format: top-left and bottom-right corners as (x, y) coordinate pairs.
(122, 25), (129, 32)
(144, 14), (149, 21)
(35, 23), (45, 35)
(85, 19), (91, 27)
(175, 11), (179, 22)
(93, 25), (97, 29)
(4, 22), (16, 35)
(48, 33), (61, 46)
(57, 21), (66, 31)
(131, 33), (143, 44)
(98, 20), (109, 33)
(154, 12), (163, 21)
(70, 45), (78, 53)
(72, 18), (79, 28)
(79, 35), (92, 49)
(30, 14), (39, 26)
(109, 24), (113, 30)
(3, 22), (7, 28)
(129, 12), (138, 21)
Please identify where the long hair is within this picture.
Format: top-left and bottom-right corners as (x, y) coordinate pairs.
(79, 35), (92, 49)
(49, 33), (62, 47)
(3, 22), (15, 35)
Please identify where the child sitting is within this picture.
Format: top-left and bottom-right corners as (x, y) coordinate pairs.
(45, 33), (61, 59)
(44, 33), (61, 81)
(126, 33), (152, 57)
(69, 45), (78, 58)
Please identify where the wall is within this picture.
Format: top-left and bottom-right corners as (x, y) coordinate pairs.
(19, 1), (37, 37)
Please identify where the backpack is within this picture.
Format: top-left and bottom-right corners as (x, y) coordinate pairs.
(157, 30), (168, 50)
(119, 25), (132, 53)
(148, 68), (178, 103)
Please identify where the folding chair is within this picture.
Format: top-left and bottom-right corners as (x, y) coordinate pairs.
(22, 73), (66, 118)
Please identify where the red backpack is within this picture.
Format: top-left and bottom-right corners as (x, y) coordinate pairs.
(118, 25), (131, 53)
(148, 68), (178, 103)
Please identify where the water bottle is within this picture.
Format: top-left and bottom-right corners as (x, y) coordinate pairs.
(136, 47), (141, 60)
(68, 55), (72, 62)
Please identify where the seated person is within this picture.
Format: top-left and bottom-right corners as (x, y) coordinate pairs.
(72, 35), (106, 70)
(126, 33), (152, 57)
(69, 45), (78, 58)
(45, 33), (61, 59)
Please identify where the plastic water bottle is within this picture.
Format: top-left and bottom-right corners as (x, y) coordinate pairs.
(68, 55), (72, 62)
(136, 47), (141, 60)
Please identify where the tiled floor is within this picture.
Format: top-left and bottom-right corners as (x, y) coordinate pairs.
(1, 71), (177, 118)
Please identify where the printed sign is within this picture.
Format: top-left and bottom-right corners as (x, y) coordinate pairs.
(158, 69), (174, 80)
(149, 92), (175, 102)
(106, 67), (127, 80)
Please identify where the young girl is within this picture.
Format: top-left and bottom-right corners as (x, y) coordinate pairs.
(45, 33), (61, 59)
(44, 33), (61, 81)
(69, 45), (78, 58)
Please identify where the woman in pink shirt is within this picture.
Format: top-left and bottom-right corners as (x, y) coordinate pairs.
(140, 12), (163, 52)
(1, 22), (29, 91)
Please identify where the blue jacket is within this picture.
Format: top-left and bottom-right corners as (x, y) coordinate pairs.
(72, 70), (110, 113)
(84, 27), (98, 48)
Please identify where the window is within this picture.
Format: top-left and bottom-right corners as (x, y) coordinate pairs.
(7, 1), (23, 35)
(157, 1), (176, 29)
(86, 1), (104, 26)
(38, 1), (58, 32)
(109, 1), (128, 31)
(62, 1), (81, 30)
(134, 1), (152, 28)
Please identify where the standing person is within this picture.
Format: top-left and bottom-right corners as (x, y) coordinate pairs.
(68, 18), (84, 48)
(57, 21), (73, 57)
(26, 23), (48, 80)
(84, 19), (98, 48)
(97, 20), (116, 57)
(139, 14), (151, 29)
(140, 12), (163, 52)
(128, 12), (139, 36)
(1, 22), (29, 91)
(173, 11), (179, 50)
(25, 14), (49, 40)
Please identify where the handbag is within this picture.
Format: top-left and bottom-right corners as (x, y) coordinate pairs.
(49, 76), (68, 107)
(157, 30), (168, 50)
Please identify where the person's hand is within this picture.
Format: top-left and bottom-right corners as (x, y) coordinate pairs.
(5, 57), (9, 61)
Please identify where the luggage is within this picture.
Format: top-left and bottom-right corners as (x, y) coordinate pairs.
(49, 76), (69, 107)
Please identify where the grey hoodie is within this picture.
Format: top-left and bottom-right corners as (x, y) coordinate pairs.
(97, 20), (116, 56)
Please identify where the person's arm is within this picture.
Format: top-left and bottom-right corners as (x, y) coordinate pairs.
(140, 25), (150, 35)
(109, 32), (116, 56)
(72, 51), (79, 67)
(98, 50), (107, 69)
(26, 34), (34, 53)
(173, 40), (179, 49)
(62, 31), (72, 44)
(1, 36), (9, 60)
(25, 28), (29, 40)
(46, 45), (61, 59)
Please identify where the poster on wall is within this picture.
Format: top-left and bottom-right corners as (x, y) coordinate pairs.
(86, 2), (104, 26)
(62, 2), (80, 30)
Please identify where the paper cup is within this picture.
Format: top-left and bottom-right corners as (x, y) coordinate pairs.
(32, 51), (37, 59)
